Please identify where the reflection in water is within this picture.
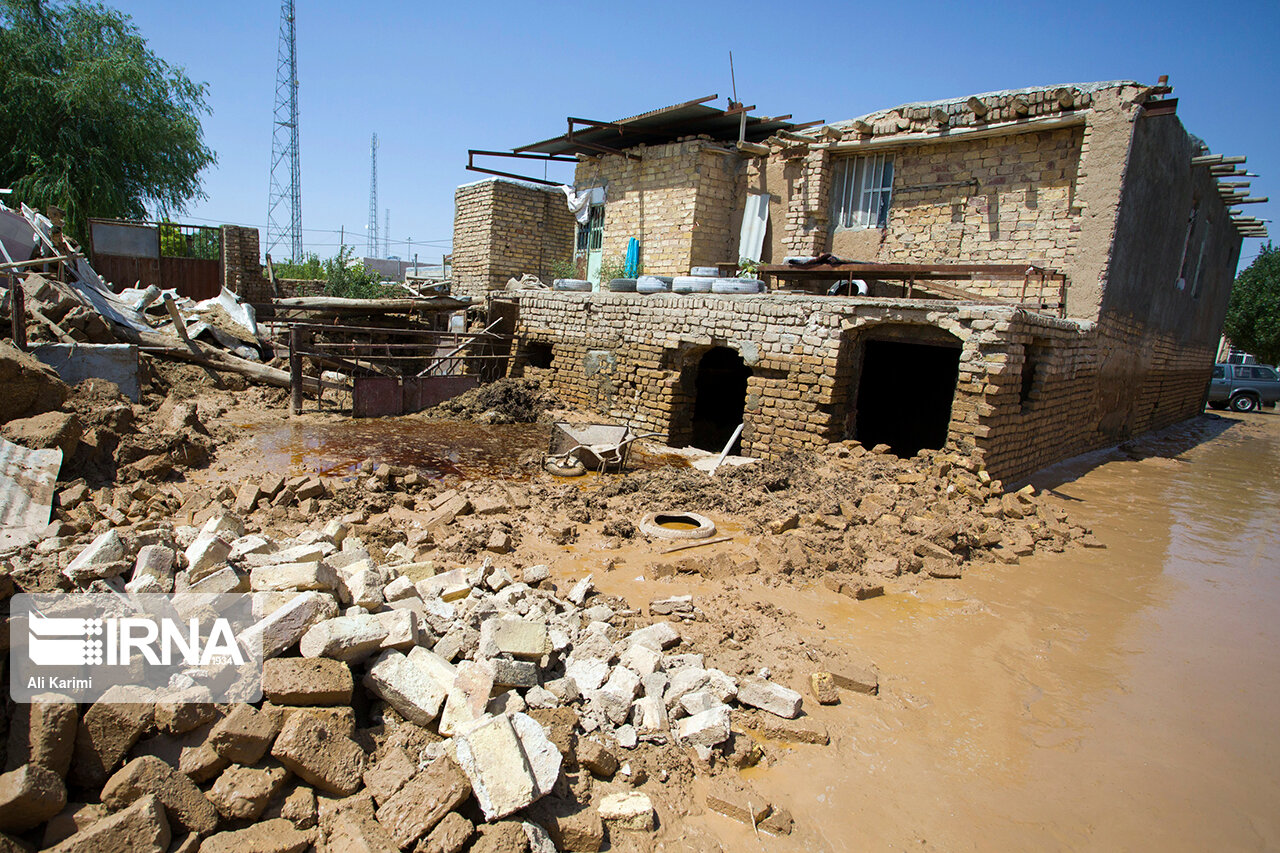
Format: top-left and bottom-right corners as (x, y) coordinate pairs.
(242, 419), (550, 480)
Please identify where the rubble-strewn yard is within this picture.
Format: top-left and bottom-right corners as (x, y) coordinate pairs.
(0, 339), (1104, 851)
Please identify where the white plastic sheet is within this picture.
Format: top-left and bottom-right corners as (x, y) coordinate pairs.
(738, 192), (769, 263)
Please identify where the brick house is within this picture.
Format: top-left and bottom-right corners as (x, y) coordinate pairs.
(456, 80), (1264, 483)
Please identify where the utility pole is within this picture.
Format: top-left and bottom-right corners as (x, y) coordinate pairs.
(266, 0), (303, 261)
(367, 132), (378, 258)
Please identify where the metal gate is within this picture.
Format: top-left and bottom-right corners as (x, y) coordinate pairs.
(89, 219), (223, 300)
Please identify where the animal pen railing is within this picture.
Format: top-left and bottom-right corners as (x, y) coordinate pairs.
(287, 322), (513, 417)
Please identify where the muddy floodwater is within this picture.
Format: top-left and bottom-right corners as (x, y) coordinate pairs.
(668, 413), (1280, 851)
(238, 418), (551, 479)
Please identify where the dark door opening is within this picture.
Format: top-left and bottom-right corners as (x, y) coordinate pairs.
(855, 338), (960, 457)
(691, 347), (751, 454)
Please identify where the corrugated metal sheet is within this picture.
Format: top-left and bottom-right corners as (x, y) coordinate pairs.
(0, 436), (62, 553)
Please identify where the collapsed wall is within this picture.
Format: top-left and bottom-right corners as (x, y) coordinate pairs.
(502, 290), (1216, 483)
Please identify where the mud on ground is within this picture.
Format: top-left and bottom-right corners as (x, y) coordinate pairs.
(0, 360), (1110, 851)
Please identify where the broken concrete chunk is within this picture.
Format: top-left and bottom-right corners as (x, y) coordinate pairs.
(238, 590), (339, 659)
(452, 712), (559, 821)
(626, 622), (680, 651)
(375, 757), (472, 848)
(184, 532), (232, 581)
(133, 544), (176, 587)
(209, 704), (279, 765)
(362, 747), (416, 807)
(830, 665), (879, 695)
(188, 565), (248, 595)
(154, 686), (217, 734)
(373, 608), (426, 651)
(5, 692), (77, 776)
(250, 561), (339, 593)
(479, 617), (549, 660)
(598, 791), (655, 832)
(491, 657), (539, 689)
(705, 781), (772, 827)
(737, 677), (803, 719)
(574, 738), (618, 779)
(565, 658), (609, 692)
(364, 649), (448, 725)
(421, 812), (475, 853)
(299, 613), (389, 661)
(69, 686), (154, 788)
(199, 818), (314, 853)
(271, 713), (365, 796)
(440, 659), (496, 737)
(101, 756), (218, 835)
(810, 671), (840, 704)
(63, 529), (125, 581)
(383, 574), (418, 602)
(0, 763), (67, 832)
(46, 793), (170, 853)
(674, 705), (731, 748)
(207, 764), (288, 821)
(263, 657), (353, 706)
(567, 574), (594, 606)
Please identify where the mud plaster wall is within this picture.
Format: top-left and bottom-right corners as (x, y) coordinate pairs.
(504, 289), (1223, 484)
(745, 85), (1155, 318)
(573, 140), (742, 276)
(452, 179), (574, 299)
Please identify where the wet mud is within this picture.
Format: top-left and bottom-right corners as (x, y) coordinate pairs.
(649, 412), (1280, 850)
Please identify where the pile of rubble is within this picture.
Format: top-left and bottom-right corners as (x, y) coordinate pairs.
(0, 342), (214, 488)
(1, 508), (851, 851)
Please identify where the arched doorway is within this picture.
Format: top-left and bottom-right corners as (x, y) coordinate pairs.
(853, 331), (961, 457)
(691, 347), (751, 454)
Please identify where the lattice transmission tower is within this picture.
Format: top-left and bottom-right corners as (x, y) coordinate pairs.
(367, 133), (379, 258)
(266, 0), (302, 261)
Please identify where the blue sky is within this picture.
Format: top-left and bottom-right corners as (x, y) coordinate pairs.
(115, 0), (1279, 269)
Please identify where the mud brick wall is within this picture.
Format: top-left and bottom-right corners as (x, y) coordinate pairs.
(453, 179), (574, 299)
(221, 225), (268, 302)
(275, 278), (326, 298)
(503, 291), (1226, 484)
(574, 139), (742, 276)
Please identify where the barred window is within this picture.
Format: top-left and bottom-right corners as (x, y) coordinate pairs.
(831, 153), (894, 230)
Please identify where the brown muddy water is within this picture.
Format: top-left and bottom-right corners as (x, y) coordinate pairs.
(570, 413), (1280, 851)
(237, 419), (550, 479)
(234, 418), (688, 481)
(714, 412), (1280, 851)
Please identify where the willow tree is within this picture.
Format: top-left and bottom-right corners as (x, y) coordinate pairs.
(0, 0), (215, 240)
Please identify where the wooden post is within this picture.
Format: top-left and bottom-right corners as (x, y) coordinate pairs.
(1019, 269), (1030, 304)
(289, 325), (303, 415)
(1059, 275), (1068, 318)
(9, 277), (26, 351)
(907, 277), (915, 299)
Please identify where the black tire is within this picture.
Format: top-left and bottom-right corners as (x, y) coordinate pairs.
(1230, 394), (1259, 413)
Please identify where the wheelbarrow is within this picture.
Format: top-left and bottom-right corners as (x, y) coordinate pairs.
(543, 422), (662, 475)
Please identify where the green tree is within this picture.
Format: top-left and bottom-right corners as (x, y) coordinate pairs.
(1224, 243), (1280, 365)
(0, 0), (215, 240)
